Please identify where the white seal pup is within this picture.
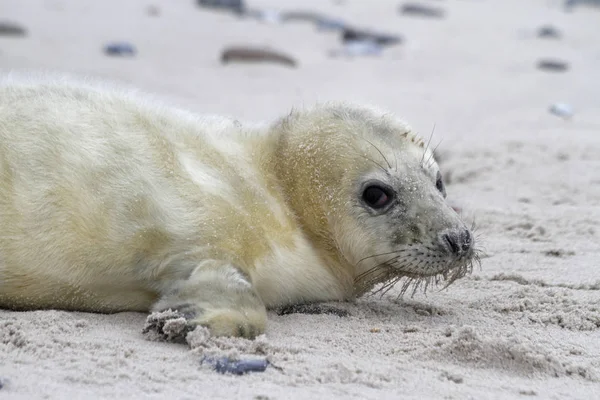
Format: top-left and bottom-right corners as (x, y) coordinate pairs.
(0, 77), (477, 338)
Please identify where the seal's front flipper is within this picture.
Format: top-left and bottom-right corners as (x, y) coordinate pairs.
(152, 260), (266, 339)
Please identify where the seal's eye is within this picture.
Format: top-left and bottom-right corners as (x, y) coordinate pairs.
(436, 171), (446, 197)
(362, 185), (394, 209)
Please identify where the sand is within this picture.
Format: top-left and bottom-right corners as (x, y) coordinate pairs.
(1, 0), (599, 398)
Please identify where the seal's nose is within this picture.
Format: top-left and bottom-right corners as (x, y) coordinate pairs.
(440, 228), (473, 256)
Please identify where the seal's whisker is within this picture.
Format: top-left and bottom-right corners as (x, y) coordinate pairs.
(355, 248), (413, 268)
(363, 156), (388, 174)
(420, 123), (436, 166)
(361, 137), (393, 170)
(426, 139), (443, 167)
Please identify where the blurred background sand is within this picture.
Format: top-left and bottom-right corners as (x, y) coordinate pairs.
(1, 1), (599, 399)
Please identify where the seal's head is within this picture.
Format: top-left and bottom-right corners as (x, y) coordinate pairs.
(274, 103), (478, 296)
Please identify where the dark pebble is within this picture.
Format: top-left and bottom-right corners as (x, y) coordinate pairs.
(342, 27), (402, 46)
(280, 11), (347, 31)
(197, 0), (245, 14)
(104, 42), (136, 57)
(537, 59), (569, 72)
(202, 356), (269, 375)
(564, 0), (600, 11)
(537, 25), (561, 39)
(276, 303), (350, 317)
(400, 3), (446, 19)
(316, 17), (346, 31)
(221, 46), (297, 67)
(549, 103), (574, 118)
(0, 377), (6, 390)
(330, 40), (383, 57)
(0, 21), (27, 37)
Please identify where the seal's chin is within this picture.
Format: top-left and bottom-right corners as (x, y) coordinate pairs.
(353, 248), (481, 299)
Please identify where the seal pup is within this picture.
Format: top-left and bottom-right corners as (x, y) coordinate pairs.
(0, 77), (477, 338)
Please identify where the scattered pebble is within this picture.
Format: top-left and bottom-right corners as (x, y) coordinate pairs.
(369, 327), (381, 333)
(549, 102), (574, 119)
(221, 46), (297, 67)
(330, 40), (383, 58)
(281, 10), (327, 24)
(537, 25), (561, 39)
(316, 17), (347, 31)
(400, 3), (446, 19)
(342, 27), (402, 46)
(146, 5), (160, 17)
(197, 0), (245, 14)
(202, 356), (269, 375)
(276, 303), (350, 317)
(536, 59), (569, 72)
(270, 11), (347, 31)
(0, 21), (27, 37)
(104, 42), (137, 57)
(245, 9), (283, 24)
(564, 0), (600, 11)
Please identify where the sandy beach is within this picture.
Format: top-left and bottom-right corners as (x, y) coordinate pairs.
(1, 0), (599, 398)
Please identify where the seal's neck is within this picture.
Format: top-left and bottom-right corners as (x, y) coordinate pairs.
(250, 126), (355, 298)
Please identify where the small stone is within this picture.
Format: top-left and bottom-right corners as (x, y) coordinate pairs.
(564, 0), (600, 11)
(146, 5), (160, 17)
(245, 9), (282, 24)
(400, 3), (445, 19)
(549, 102), (574, 118)
(537, 59), (569, 72)
(537, 25), (561, 39)
(342, 28), (402, 46)
(278, 11), (347, 31)
(330, 40), (383, 58)
(221, 46), (297, 68)
(197, 0), (245, 14)
(0, 21), (27, 37)
(104, 42), (136, 57)
(202, 356), (269, 375)
(316, 17), (346, 31)
(370, 327), (381, 333)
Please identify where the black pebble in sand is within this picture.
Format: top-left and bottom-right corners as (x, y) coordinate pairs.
(104, 42), (137, 57)
(537, 59), (569, 72)
(342, 27), (403, 46)
(221, 46), (297, 68)
(197, 0), (245, 14)
(400, 3), (446, 19)
(537, 25), (562, 39)
(202, 356), (269, 375)
(0, 21), (27, 37)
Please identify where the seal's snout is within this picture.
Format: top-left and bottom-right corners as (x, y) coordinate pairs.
(439, 228), (473, 257)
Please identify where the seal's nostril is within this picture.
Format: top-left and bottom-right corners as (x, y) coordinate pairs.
(462, 229), (472, 252)
(443, 233), (460, 255)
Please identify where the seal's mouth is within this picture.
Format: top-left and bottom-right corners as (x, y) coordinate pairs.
(353, 242), (483, 299)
